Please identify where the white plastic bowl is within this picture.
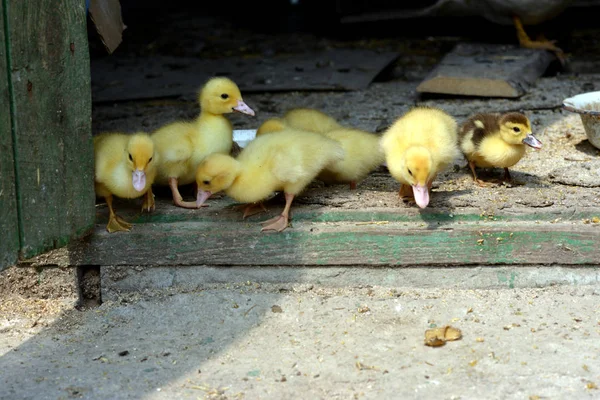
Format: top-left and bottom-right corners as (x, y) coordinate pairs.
(232, 129), (257, 148)
(563, 91), (600, 150)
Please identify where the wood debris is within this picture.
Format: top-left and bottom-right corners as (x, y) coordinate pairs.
(424, 325), (462, 347)
(355, 361), (379, 371)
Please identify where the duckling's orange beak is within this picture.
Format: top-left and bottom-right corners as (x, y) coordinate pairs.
(412, 184), (429, 209)
(132, 170), (146, 192)
(523, 134), (542, 149)
(196, 190), (212, 208)
(233, 99), (255, 116)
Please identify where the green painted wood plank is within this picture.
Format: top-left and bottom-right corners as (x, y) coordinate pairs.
(129, 207), (600, 225)
(6, 0), (95, 259)
(0, 2), (19, 271)
(68, 215), (600, 267)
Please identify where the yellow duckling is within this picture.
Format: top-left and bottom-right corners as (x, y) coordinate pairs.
(195, 129), (344, 232)
(316, 128), (384, 190)
(256, 116), (384, 190)
(256, 117), (286, 137)
(94, 132), (158, 232)
(459, 112), (542, 186)
(281, 107), (343, 133)
(152, 77), (255, 209)
(380, 106), (460, 209)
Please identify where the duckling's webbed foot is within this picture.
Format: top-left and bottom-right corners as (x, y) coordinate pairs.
(349, 181), (357, 190)
(234, 202), (267, 219)
(260, 193), (294, 232)
(245, 203), (267, 219)
(141, 188), (155, 213)
(468, 161), (492, 187)
(260, 215), (289, 232)
(501, 168), (525, 186)
(399, 183), (415, 205)
(105, 194), (132, 233)
(475, 179), (492, 187)
(107, 214), (132, 233)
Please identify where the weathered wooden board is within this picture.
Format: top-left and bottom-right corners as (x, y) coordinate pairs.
(416, 43), (555, 98)
(0, 4), (19, 271)
(90, 49), (400, 102)
(89, 0), (125, 54)
(7, 0), (95, 259)
(65, 209), (600, 267)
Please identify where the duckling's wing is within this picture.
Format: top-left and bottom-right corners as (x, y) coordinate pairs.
(94, 133), (127, 181)
(162, 140), (193, 163)
(272, 151), (306, 183)
(154, 134), (193, 163)
(466, 114), (500, 150)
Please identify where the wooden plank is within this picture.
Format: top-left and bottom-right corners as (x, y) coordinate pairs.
(89, 0), (125, 54)
(6, 0), (95, 259)
(66, 209), (600, 267)
(90, 49), (400, 102)
(0, 3), (19, 271)
(416, 43), (555, 98)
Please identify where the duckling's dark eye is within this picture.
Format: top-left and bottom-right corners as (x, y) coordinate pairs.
(202, 180), (210, 185)
(220, 93), (229, 99)
(128, 153), (133, 161)
(408, 168), (413, 176)
(513, 127), (521, 133)
(148, 157), (153, 162)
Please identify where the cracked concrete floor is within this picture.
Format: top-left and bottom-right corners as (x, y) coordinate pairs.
(2, 284), (600, 399)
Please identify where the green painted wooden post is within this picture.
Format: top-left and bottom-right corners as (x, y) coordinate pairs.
(2, 0), (95, 263)
(0, 3), (19, 271)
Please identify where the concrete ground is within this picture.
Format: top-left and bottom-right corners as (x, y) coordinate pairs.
(2, 279), (600, 400)
(4, 3), (600, 400)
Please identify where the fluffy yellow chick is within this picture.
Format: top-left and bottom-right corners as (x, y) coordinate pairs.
(151, 77), (255, 209)
(282, 108), (343, 133)
(94, 132), (158, 233)
(380, 106), (460, 209)
(256, 117), (384, 189)
(255, 117), (286, 137)
(195, 129), (345, 232)
(459, 112), (542, 186)
(317, 128), (384, 190)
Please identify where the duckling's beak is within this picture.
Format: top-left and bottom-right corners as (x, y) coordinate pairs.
(196, 190), (212, 208)
(132, 170), (146, 192)
(412, 184), (429, 209)
(523, 134), (542, 149)
(233, 99), (255, 116)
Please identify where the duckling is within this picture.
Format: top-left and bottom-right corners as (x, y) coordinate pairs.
(459, 112), (542, 186)
(282, 108), (343, 134)
(317, 128), (385, 190)
(380, 106), (460, 209)
(256, 117), (286, 137)
(151, 77), (255, 209)
(195, 129), (345, 232)
(256, 116), (384, 189)
(94, 132), (158, 233)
